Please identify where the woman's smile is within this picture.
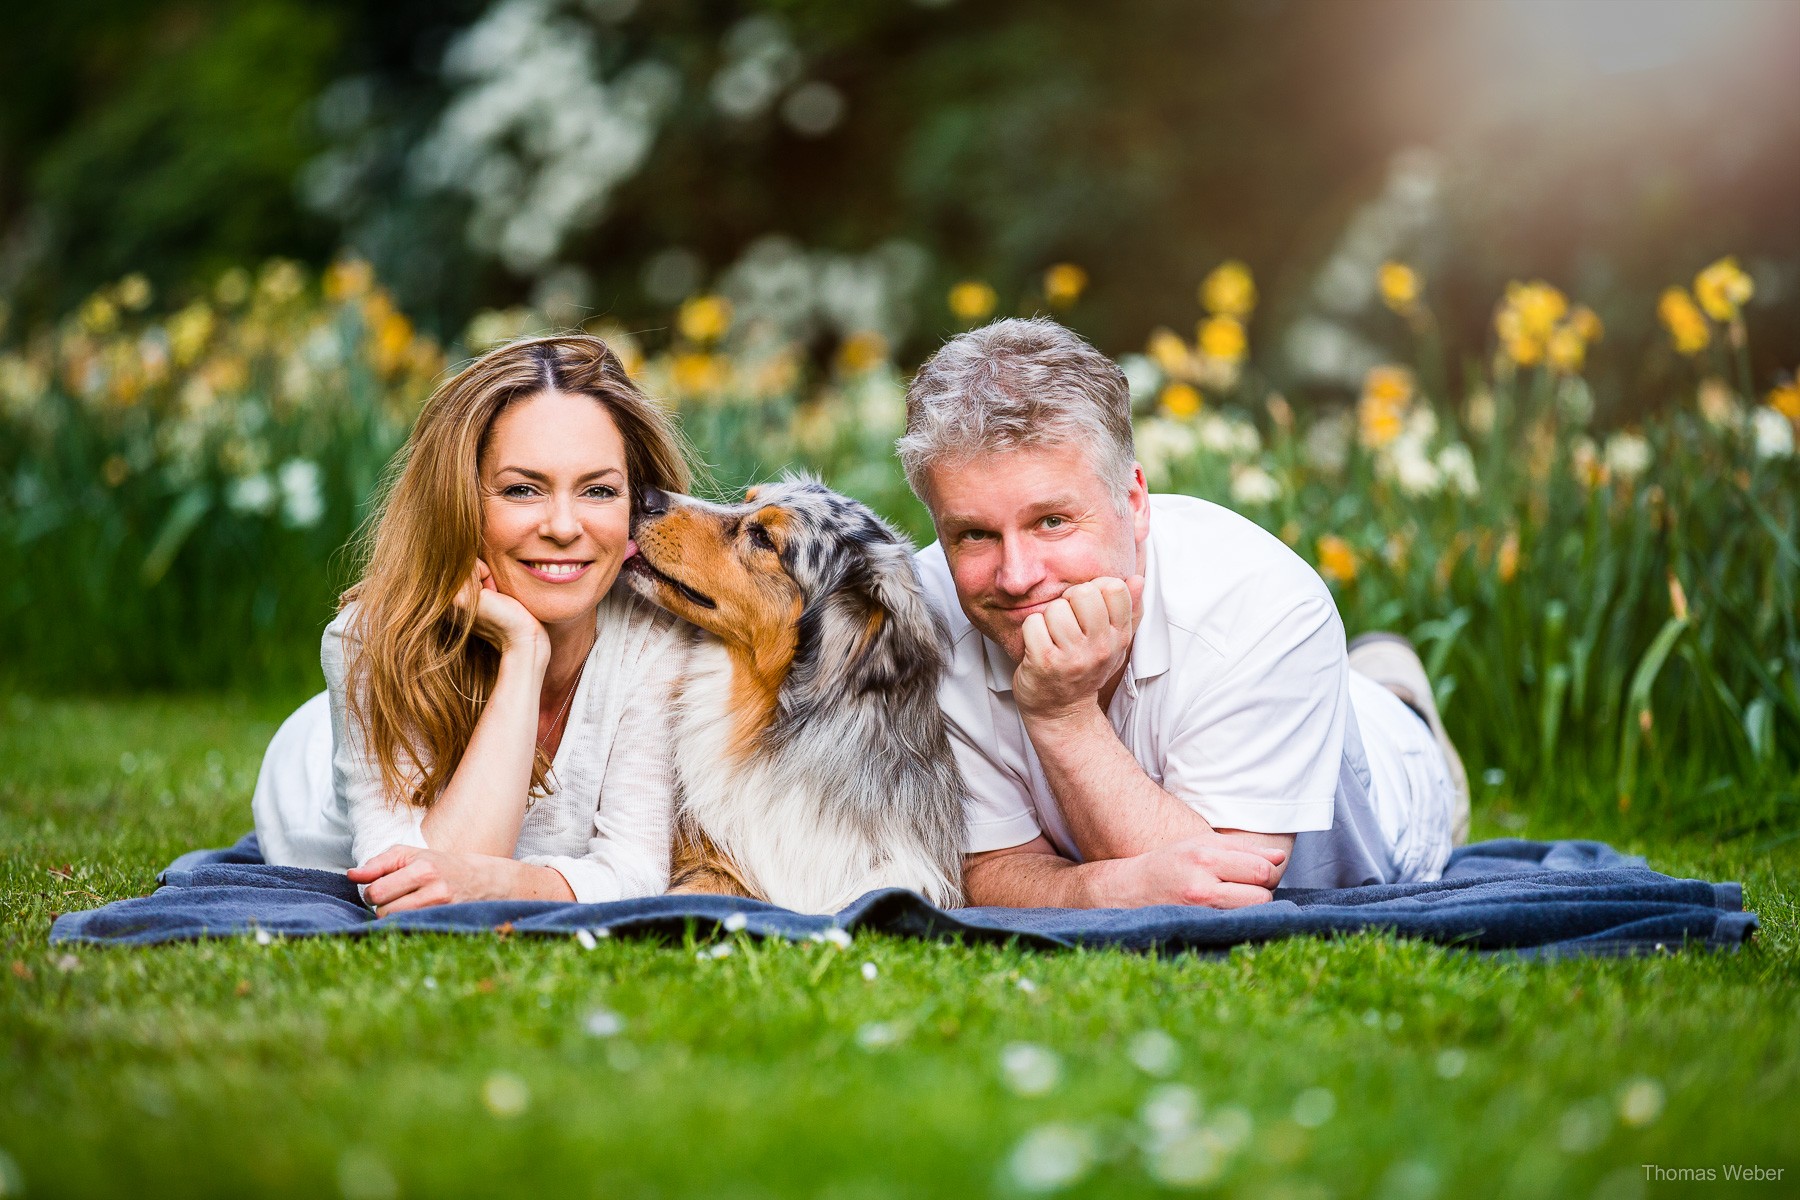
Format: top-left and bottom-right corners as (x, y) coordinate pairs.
(520, 559), (594, 582)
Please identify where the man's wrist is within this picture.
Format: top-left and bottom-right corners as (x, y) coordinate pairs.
(1019, 696), (1109, 739)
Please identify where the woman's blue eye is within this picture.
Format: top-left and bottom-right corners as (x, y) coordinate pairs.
(585, 485), (620, 499)
(502, 484), (537, 499)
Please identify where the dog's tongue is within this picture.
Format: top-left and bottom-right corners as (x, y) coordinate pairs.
(623, 539), (638, 561)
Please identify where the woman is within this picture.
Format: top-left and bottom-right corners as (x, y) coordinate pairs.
(252, 334), (693, 914)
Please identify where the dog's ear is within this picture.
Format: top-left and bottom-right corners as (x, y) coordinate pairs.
(838, 541), (938, 696)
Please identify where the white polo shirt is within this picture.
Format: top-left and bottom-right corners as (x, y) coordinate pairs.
(917, 493), (1446, 889)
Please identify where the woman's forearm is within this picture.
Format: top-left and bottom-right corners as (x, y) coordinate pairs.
(420, 642), (549, 855)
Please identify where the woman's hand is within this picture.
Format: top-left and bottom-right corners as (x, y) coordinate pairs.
(347, 846), (575, 915)
(456, 560), (548, 658)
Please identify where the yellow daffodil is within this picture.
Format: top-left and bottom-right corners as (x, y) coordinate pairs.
(1378, 262), (1420, 313)
(1043, 263), (1088, 308)
(835, 330), (889, 375)
(1570, 438), (1608, 489)
(1496, 529), (1520, 584)
(1358, 364), (1414, 449)
(214, 268), (251, 307)
(365, 294), (415, 376)
(1315, 534), (1358, 585)
(750, 349), (801, 397)
(678, 294), (733, 344)
(947, 281), (997, 323)
(672, 351), (729, 396)
(1768, 379), (1800, 421)
(1383, 531), (1411, 571)
(1146, 328), (1193, 378)
(1547, 325), (1587, 375)
(1200, 261), (1256, 319)
(116, 274), (153, 312)
(1266, 393), (1293, 430)
(1694, 256), (1753, 322)
(1698, 378), (1741, 430)
(78, 294), (119, 335)
(257, 260), (306, 305)
(1493, 280), (1569, 366)
(1568, 305), (1604, 344)
(1160, 382), (1203, 420)
(202, 354), (250, 395)
(1197, 315), (1247, 364)
(167, 302), (216, 367)
(325, 258), (376, 303)
(1657, 287), (1710, 356)
(1507, 281), (1568, 337)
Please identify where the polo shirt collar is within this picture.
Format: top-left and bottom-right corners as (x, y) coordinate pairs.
(981, 522), (1173, 694)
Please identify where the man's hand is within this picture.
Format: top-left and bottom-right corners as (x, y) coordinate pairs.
(962, 834), (1285, 909)
(348, 846), (568, 915)
(1096, 838), (1284, 908)
(1012, 576), (1145, 722)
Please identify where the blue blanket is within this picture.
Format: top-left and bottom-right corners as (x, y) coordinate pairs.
(48, 835), (1757, 958)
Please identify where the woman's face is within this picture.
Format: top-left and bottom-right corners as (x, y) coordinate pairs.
(478, 388), (633, 632)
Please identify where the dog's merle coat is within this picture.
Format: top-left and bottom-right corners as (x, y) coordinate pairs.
(627, 480), (965, 913)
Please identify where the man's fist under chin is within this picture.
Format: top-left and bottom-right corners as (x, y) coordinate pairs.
(1012, 575), (1144, 721)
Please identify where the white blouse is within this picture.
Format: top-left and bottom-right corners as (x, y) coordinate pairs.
(320, 583), (691, 903)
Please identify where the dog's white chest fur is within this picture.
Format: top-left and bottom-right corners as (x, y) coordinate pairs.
(671, 636), (952, 914)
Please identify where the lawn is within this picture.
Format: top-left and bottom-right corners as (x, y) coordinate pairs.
(2, 691), (1797, 1199)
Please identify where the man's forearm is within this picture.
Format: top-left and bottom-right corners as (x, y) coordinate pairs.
(964, 839), (1283, 910)
(1022, 705), (1293, 885)
(963, 849), (1113, 908)
(1023, 704), (1215, 860)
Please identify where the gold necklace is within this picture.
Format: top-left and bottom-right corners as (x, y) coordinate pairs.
(538, 656), (587, 760)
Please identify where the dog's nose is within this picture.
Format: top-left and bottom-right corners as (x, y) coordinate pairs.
(637, 486), (669, 516)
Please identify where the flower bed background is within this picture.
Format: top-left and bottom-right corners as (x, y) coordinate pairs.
(3, 255), (1796, 838)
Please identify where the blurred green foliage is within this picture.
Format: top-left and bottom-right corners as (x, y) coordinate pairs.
(7, 0), (1800, 390)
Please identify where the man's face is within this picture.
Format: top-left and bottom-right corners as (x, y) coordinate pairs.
(924, 442), (1150, 663)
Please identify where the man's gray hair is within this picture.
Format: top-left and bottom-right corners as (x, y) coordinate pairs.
(898, 317), (1136, 511)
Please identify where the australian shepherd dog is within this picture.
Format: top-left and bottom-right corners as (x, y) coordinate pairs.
(622, 480), (964, 914)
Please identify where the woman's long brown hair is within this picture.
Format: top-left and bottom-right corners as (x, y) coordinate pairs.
(343, 334), (692, 809)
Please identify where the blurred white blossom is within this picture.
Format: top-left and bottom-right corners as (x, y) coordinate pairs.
(1617, 1078), (1665, 1127)
(1126, 1029), (1182, 1076)
(1291, 1086), (1336, 1128)
(1303, 409), (1353, 474)
(1197, 412), (1261, 459)
(412, 0), (680, 273)
(1005, 1124), (1095, 1193)
(227, 473), (278, 516)
(1603, 432), (1652, 480)
(1752, 407), (1793, 459)
(717, 235), (928, 345)
(1134, 417), (1198, 489)
(482, 1071), (530, 1117)
(999, 1042), (1062, 1096)
(278, 458), (325, 528)
(1436, 442), (1479, 497)
(1229, 464), (1282, 506)
(710, 16), (801, 120)
(1119, 353), (1161, 403)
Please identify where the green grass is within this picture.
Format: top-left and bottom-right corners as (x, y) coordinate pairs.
(3, 692), (1797, 1199)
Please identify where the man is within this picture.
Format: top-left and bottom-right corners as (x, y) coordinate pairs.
(898, 318), (1469, 908)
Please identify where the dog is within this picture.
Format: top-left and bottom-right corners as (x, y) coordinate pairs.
(622, 479), (964, 914)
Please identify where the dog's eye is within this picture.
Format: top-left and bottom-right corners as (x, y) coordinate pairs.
(746, 523), (776, 552)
